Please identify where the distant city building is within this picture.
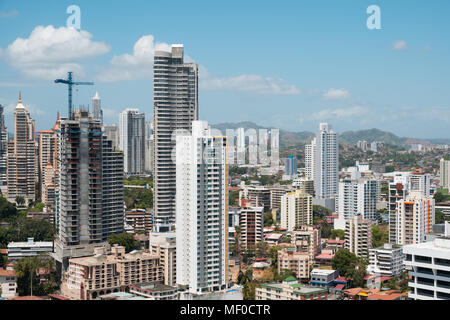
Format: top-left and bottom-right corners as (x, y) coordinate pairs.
(283, 155), (298, 180)
(239, 185), (271, 211)
(345, 215), (373, 258)
(0, 104), (7, 186)
(119, 108), (146, 175)
(404, 234), (450, 300)
(370, 141), (379, 153)
(149, 232), (176, 287)
(292, 177), (315, 197)
(280, 190), (313, 231)
(153, 44), (198, 229)
(92, 92), (103, 125)
(440, 159), (450, 189)
(269, 186), (293, 210)
(6, 92), (36, 204)
(394, 190), (435, 245)
(102, 124), (119, 150)
(144, 120), (154, 174)
(357, 140), (368, 152)
(61, 246), (163, 300)
(175, 121), (228, 294)
(27, 209), (56, 226)
(368, 243), (404, 277)
(291, 225), (321, 260)
(239, 206), (264, 249)
(125, 209), (153, 234)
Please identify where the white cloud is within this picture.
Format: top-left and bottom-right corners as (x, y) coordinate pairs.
(97, 34), (301, 95)
(311, 106), (368, 120)
(392, 40), (408, 51)
(322, 88), (350, 100)
(200, 74), (301, 95)
(0, 25), (110, 79)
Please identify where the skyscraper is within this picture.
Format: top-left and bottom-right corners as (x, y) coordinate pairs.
(175, 120), (228, 294)
(440, 158), (450, 189)
(54, 110), (123, 270)
(119, 108), (146, 175)
(280, 189), (313, 231)
(0, 104), (7, 186)
(283, 155), (298, 180)
(6, 92), (36, 204)
(38, 113), (60, 207)
(102, 124), (119, 150)
(92, 92), (103, 125)
(153, 44), (198, 229)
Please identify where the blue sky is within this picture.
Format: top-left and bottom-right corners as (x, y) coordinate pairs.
(0, 0), (449, 138)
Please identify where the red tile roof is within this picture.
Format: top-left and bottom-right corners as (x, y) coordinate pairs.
(0, 268), (16, 277)
(11, 296), (44, 300)
(334, 284), (345, 290)
(47, 294), (70, 300)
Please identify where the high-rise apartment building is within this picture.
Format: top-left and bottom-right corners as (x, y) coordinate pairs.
(54, 110), (124, 270)
(153, 44), (198, 229)
(291, 225), (321, 259)
(92, 92), (103, 125)
(388, 173), (410, 243)
(440, 159), (450, 189)
(144, 120), (154, 174)
(305, 142), (315, 181)
(334, 178), (379, 230)
(280, 190), (313, 231)
(0, 105), (7, 186)
(149, 232), (176, 287)
(119, 108), (146, 175)
(394, 190), (435, 245)
(239, 206), (264, 249)
(6, 92), (36, 204)
(345, 214), (373, 258)
(102, 124), (119, 150)
(38, 113), (60, 207)
(283, 155), (298, 180)
(175, 120), (228, 294)
(409, 168), (431, 197)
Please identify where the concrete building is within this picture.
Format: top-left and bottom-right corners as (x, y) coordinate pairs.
(6, 92), (36, 204)
(291, 226), (321, 259)
(0, 105), (7, 186)
(27, 209), (56, 226)
(7, 238), (54, 262)
(440, 159), (450, 189)
(125, 209), (153, 234)
(119, 108), (146, 175)
(305, 143), (314, 181)
(345, 215), (373, 258)
(368, 243), (404, 277)
(129, 282), (179, 300)
(292, 177), (315, 197)
(394, 190), (435, 245)
(409, 168), (431, 197)
(92, 92), (103, 125)
(149, 232), (176, 287)
(310, 269), (339, 288)
(54, 110), (124, 271)
(175, 121), (228, 294)
(278, 248), (312, 281)
(280, 190), (313, 231)
(283, 155), (298, 180)
(256, 276), (328, 300)
(144, 120), (154, 174)
(404, 234), (450, 300)
(334, 178), (379, 230)
(38, 113), (60, 207)
(153, 44), (198, 229)
(239, 206), (264, 249)
(0, 267), (17, 299)
(240, 185), (271, 212)
(61, 246), (163, 300)
(307, 123), (338, 200)
(388, 172), (410, 243)
(102, 124), (119, 150)
(269, 186), (293, 210)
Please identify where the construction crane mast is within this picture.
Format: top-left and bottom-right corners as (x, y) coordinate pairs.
(55, 71), (94, 120)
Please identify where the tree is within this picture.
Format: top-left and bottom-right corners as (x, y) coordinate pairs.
(107, 233), (141, 253)
(263, 211), (274, 227)
(313, 205), (332, 224)
(14, 254), (58, 296)
(319, 222), (332, 239)
(0, 196), (18, 221)
(330, 229), (345, 240)
(331, 249), (359, 277)
(229, 190), (240, 206)
(15, 196), (25, 206)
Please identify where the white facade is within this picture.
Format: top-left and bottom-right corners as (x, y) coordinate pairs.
(7, 238), (54, 262)
(175, 120), (228, 294)
(404, 237), (450, 300)
(345, 215), (372, 258)
(368, 243), (404, 277)
(119, 108), (146, 174)
(394, 190), (435, 245)
(440, 159), (450, 189)
(305, 142), (315, 180)
(280, 190), (313, 231)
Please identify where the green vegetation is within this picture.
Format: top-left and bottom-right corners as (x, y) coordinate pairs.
(434, 190), (450, 203)
(229, 166), (247, 176)
(29, 202), (45, 213)
(124, 176), (153, 186)
(435, 210), (450, 224)
(229, 190), (240, 206)
(14, 253), (59, 296)
(107, 233), (141, 253)
(124, 188), (153, 210)
(330, 229), (345, 240)
(331, 249), (367, 288)
(264, 211), (274, 227)
(372, 225), (389, 247)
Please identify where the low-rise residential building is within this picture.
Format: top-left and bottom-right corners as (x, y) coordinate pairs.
(368, 243), (404, 277)
(7, 238), (54, 263)
(309, 269), (339, 288)
(0, 267), (17, 299)
(278, 248), (312, 281)
(61, 245), (163, 300)
(125, 209), (153, 234)
(26, 210), (55, 226)
(404, 235), (450, 300)
(240, 206), (264, 249)
(129, 282), (179, 300)
(255, 276), (328, 300)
